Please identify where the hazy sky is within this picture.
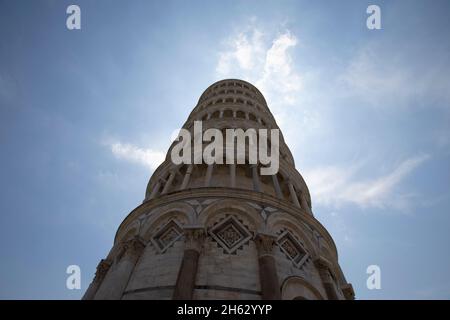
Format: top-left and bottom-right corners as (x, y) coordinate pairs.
(1, 0), (449, 299)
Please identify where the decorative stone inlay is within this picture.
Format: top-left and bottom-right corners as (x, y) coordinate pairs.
(217, 224), (241, 247)
(277, 230), (309, 267)
(209, 215), (252, 254)
(246, 202), (279, 221)
(152, 220), (183, 253)
(160, 228), (179, 247)
(186, 198), (218, 215)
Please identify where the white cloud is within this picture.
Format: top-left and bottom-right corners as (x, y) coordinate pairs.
(216, 26), (302, 108)
(257, 31), (302, 104)
(216, 29), (265, 75)
(340, 43), (450, 108)
(109, 142), (165, 171)
(215, 24), (312, 153)
(303, 154), (430, 210)
(214, 22), (434, 213)
(216, 27), (264, 75)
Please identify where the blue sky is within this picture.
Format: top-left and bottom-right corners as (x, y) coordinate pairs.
(0, 0), (449, 299)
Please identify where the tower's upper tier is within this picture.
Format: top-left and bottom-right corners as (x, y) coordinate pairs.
(188, 79), (277, 128)
(198, 79), (268, 107)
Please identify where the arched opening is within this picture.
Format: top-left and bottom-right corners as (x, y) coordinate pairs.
(277, 173), (289, 200)
(211, 110), (220, 119)
(281, 276), (324, 300)
(223, 109), (233, 118)
(236, 110), (246, 119)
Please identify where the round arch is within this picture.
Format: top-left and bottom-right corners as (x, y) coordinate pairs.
(266, 212), (318, 257)
(115, 219), (140, 244)
(139, 202), (196, 242)
(198, 199), (264, 232)
(281, 276), (324, 300)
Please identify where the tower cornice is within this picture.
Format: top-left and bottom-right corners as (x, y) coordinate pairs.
(113, 187), (338, 261)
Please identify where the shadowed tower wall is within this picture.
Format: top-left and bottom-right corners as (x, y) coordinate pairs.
(83, 79), (355, 300)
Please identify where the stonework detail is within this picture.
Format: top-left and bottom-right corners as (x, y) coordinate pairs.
(85, 79), (354, 300)
(121, 237), (146, 260)
(254, 233), (277, 257)
(209, 216), (252, 254)
(184, 227), (206, 252)
(152, 220), (183, 253)
(186, 199), (218, 215)
(94, 259), (112, 282)
(277, 231), (309, 267)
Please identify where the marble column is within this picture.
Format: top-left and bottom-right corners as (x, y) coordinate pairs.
(299, 191), (313, 215)
(162, 171), (176, 194)
(82, 259), (111, 300)
(314, 257), (339, 300)
(252, 165), (261, 192)
(230, 163), (236, 188)
(180, 164), (193, 190)
(254, 233), (281, 300)
(204, 164), (213, 187)
(149, 180), (161, 200)
(94, 237), (145, 300)
(288, 181), (301, 208)
(173, 227), (205, 300)
(272, 174), (283, 199)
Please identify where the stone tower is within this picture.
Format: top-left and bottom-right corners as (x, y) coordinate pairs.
(83, 79), (355, 300)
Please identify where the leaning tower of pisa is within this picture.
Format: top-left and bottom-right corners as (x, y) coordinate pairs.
(83, 79), (355, 300)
